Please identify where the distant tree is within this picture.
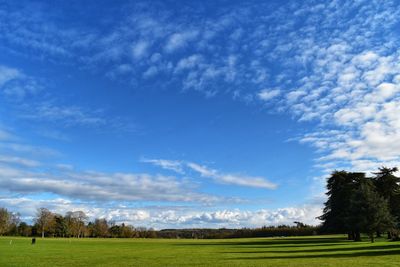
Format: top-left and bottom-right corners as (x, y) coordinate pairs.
(136, 227), (148, 238)
(65, 211), (88, 238)
(294, 221), (307, 228)
(65, 212), (76, 237)
(54, 214), (68, 237)
(146, 228), (157, 238)
(17, 222), (32, 237)
(93, 218), (109, 237)
(0, 208), (11, 235)
(7, 212), (20, 236)
(35, 208), (55, 238)
(120, 224), (137, 238)
(109, 224), (122, 238)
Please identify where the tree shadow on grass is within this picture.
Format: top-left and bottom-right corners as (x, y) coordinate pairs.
(223, 244), (400, 254)
(230, 247), (400, 260)
(227, 242), (346, 249)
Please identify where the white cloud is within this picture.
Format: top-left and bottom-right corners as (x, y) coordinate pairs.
(297, 47), (400, 173)
(0, 195), (322, 228)
(353, 51), (378, 66)
(260, 2), (400, 175)
(258, 89), (281, 101)
(132, 40), (149, 59)
(164, 31), (198, 52)
(175, 54), (203, 72)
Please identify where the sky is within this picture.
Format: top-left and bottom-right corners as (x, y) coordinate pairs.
(0, 0), (400, 229)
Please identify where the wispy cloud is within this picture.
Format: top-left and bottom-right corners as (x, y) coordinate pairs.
(186, 162), (277, 190)
(0, 142), (61, 158)
(0, 155), (41, 167)
(20, 102), (106, 127)
(0, 65), (20, 86)
(0, 163), (222, 204)
(19, 101), (139, 133)
(141, 158), (184, 174)
(0, 129), (13, 141)
(0, 65), (42, 100)
(0, 130), (226, 206)
(0, 65), (138, 133)
(143, 158), (277, 189)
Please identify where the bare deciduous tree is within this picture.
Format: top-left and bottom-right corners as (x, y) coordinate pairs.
(0, 208), (11, 235)
(35, 208), (55, 238)
(66, 211), (88, 238)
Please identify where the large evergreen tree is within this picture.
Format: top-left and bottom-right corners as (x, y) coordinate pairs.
(347, 178), (395, 242)
(318, 171), (356, 239)
(372, 167), (400, 238)
(319, 169), (396, 242)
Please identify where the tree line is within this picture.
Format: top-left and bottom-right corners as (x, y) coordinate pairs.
(319, 167), (400, 242)
(158, 223), (318, 239)
(0, 207), (318, 238)
(0, 207), (160, 238)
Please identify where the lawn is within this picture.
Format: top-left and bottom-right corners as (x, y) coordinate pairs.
(0, 235), (399, 266)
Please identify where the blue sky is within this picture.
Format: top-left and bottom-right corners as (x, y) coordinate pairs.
(1, 0), (400, 228)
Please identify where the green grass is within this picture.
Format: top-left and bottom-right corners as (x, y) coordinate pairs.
(0, 235), (399, 266)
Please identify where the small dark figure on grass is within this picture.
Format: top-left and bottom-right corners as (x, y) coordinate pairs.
(31, 238), (36, 245)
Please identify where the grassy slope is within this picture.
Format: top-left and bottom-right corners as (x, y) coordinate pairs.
(0, 235), (399, 267)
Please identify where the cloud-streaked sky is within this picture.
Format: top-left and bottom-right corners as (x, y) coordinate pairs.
(1, 0), (399, 229)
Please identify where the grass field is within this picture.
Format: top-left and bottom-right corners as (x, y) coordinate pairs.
(0, 235), (399, 266)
